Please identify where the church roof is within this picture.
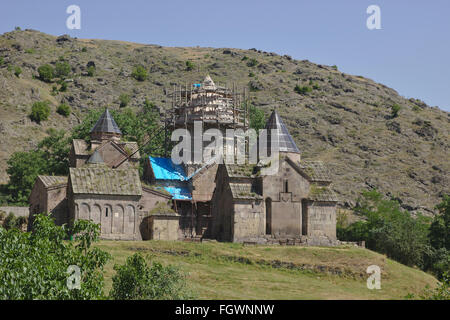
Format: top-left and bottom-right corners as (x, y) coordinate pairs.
(69, 167), (142, 196)
(298, 161), (332, 182)
(90, 109), (122, 135)
(308, 185), (338, 202)
(229, 183), (263, 200)
(86, 150), (104, 164)
(265, 110), (300, 154)
(38, 175), (68, 188)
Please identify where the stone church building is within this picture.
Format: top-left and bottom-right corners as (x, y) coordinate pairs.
(29, 76), (339, 245)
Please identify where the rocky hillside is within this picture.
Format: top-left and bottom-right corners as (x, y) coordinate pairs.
(0, 29), (448, 214)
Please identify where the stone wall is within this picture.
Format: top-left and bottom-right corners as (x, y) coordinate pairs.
(232, 200), (265, 242)
(70, 193), (141, 240)
(306, 202), (337, 239)
(147, 214), (180, 240)
(0, 206), (29, 217)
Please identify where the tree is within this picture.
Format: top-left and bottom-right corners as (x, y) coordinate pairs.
(30, 101), (51, 123)
(430, 195), (450, 250)
(55, 61), (71, 78)
(341, 190), (430, 267)
(0, 214), (110, 299)
(131, 65), (147, 81)
(37, 64), (54, 82)
(109, 253), (192, 300)
(249, 104), (265, 133)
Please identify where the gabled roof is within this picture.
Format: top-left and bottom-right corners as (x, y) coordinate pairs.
(90, 109), (122, 135)
(299, 161), (332, 182)
(308, 185), (338, 202)
(149, 157), (187, 181)
(225, 163), (259, 178)
(229, 183), (262, 200)
(38, 175), (68, 188)
(265, 110), (300, 154)
(72, 139), (89, 156)
(69, 167), (141, 196)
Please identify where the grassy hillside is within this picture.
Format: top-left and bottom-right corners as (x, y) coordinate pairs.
(95, 240), (437, 299)
(0, 29), (448, 214)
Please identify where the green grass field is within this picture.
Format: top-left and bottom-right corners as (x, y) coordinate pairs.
(95, 240), (438, 300)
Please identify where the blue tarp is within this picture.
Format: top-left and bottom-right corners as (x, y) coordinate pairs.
(164, 186), (192, 200)
(149, 157), (187, 181)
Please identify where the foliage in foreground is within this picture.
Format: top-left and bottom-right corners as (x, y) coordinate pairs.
(338, 191), (450, 280)
(0, 214), (110, 299)
(109, 253), (193, 300)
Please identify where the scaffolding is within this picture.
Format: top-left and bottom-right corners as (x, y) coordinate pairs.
(164, 75), (249, 133)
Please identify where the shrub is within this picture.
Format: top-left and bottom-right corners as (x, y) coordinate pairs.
(131, 65), (147, 81)
(3, 213), (17, 230)
(87, 65), (95, 77)
(81, 47), (87, 52)
(0, 57), (4, 65)
(0, 213), (110, 299)
(30, 101), (51, 123)
(37, 64), (54, 82)
(119, 94), (130, 108)
(14, 66), (22, 77)
(57, 103), (71, 117)
(109, 253), (192, 300)
(248, 72), (255, 77)
(247, 58), (258, 67)
(25, 48), (35, 54)
(0, 210), (5, 220)
(185, 60), (196, 71)
(59, 81), (68, 92)
(294, 85), (312, 95)
(391, 104), (401, 118)
(55, 61), (71, 78)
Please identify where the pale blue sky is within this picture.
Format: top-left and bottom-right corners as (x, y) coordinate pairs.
(1, 0), (449, 111)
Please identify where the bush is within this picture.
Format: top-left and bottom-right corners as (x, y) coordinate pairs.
(81, 47), (87, 52)
(55, 61), (71, 78)
(37, 64), (54, 82)
(247, 58), (258, 67)
(3, 213), (17, 230)
(0, 57), (4, 65)
(0, 214), (110, 299)
(185, 60), (196, 71)
(30, 101), (51, 123)
(340, 190), (430, 267)
(87, 65), (95, 77)
(14, 66), (22, 77)
(391, 104), (401, 118)
(119, 94), (130, 108)
(109, 253), (192, 300)
(294, 85), (312, 95)
(57, 103), (71, 117)
(131, 65), (147, 81)
(59, 81), (68, 92)
(249, 104), (265, 133)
